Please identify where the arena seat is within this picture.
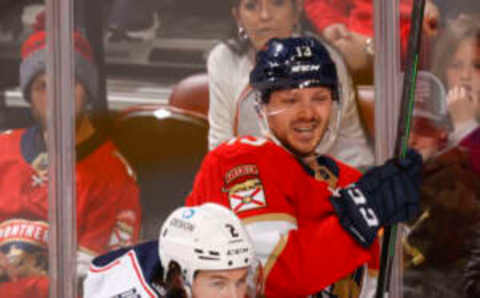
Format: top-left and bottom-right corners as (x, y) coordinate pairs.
(168, 72), (209, 117)
(112, 104), (208, 240)
(167, 72), (376, 142)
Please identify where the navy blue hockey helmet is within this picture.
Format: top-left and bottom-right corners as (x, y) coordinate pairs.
(250, 37), (339, 103)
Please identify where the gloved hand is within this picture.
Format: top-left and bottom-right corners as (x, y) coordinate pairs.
(330, 149), (423, 248)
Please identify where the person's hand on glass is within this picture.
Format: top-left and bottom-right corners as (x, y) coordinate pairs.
(322, 23), (350, 43)
(333, 31), (372, 73)
(447, 85), (480, 127)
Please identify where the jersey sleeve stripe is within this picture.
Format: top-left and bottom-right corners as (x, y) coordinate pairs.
(127, 251), (157, 298)
(89, 259), (121, 273)
(263, 234), (289, 279)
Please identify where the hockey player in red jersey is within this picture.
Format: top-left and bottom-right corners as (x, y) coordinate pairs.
(0, 15), (141, 297)
(186, 37), (422, 297)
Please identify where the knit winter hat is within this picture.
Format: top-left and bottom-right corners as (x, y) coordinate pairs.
(19, 12), (98, 101)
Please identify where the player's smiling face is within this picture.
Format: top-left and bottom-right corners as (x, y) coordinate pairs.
(265, 86), (333, 157)
(233, 0), (302, 51)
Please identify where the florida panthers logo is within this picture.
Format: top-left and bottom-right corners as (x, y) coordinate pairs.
(224, 178), (267, 213)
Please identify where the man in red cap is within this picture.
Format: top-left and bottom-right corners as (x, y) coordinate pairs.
(0, 14), (141, 297)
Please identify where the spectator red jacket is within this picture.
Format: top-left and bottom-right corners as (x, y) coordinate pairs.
(304, 0), (413, 54)
(460, 127), (480, 175)
(0, 127), (141, 298)
(186, 136), (379, 298)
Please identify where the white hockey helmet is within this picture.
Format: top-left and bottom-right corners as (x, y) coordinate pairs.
(159, 203), (256, 288)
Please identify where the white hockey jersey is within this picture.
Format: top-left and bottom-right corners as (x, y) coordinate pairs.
(84, 241), (166, 298)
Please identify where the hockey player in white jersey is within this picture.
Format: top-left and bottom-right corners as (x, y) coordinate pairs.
(84, 203), (262, 297)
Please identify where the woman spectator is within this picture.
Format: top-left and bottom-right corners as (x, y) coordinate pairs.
(208, 0), (373, 169)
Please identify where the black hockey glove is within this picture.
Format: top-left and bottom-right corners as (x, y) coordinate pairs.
(330, 149), (422, 248)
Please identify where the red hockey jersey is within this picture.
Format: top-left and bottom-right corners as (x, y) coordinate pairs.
(186, 136), (379, 298)
(0, 128), (141, 298)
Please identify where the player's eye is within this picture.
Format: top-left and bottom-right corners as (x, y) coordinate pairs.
(313, 96), (329, 102)
(210, 280), (227, 289)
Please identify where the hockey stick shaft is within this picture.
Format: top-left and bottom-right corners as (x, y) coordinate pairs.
(375, 0), (426, 297)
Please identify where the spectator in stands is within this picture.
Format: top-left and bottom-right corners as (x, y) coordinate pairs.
(407, 71), (451, 160)
(0, 15), (141, 298)
(304, 0), (440, 84)
(208, 0), (374, 169)
(403, 70), (480, 297)
(431, 14), (480, 174)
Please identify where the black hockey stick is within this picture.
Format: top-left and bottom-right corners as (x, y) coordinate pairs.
(375, 0), (426, 297)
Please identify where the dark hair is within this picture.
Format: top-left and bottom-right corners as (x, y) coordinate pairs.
(156, 261), (188, 298)
(223, 0), (318, 56)
(431, 14), (480, 86)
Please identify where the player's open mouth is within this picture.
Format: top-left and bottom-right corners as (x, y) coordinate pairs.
(294, 127), (314, 132)
(293, 126), (316, 139)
